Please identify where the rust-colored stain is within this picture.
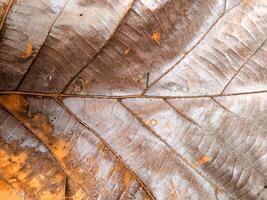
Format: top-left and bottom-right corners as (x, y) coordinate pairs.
(151, 31), (160, 45)
(0, 94), (28, 113)
(0, 180), (21, 200)
(28, 177), (42, 189)
(0, 149), (28, 176)
(71, 189), (85, 200)
(193, 155), (210, 168)
(0, 95), (53, 148)
(124, 170), (132, 185)
(28, 113), (53, 138)
(21, 42), (33, 59)
(149, 119), (158, 126)
(124, 48), (130, 55)
(52, 139), (68, 160)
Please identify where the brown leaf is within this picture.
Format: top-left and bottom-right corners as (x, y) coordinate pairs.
(0, 0), (266, 199)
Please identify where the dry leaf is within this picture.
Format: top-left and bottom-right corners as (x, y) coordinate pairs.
(0, 0), (266, 199)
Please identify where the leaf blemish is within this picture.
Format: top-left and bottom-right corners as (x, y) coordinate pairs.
(149, 119), (158, 126)
(193, 155), (210, 168)
(124, 48), (130, 55)
(151, 31), (160, 45)
(21, 42), (33, 59)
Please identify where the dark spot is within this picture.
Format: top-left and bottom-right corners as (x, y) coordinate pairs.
(79, 13), (83, 16)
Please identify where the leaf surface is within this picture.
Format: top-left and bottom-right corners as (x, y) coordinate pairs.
(0, 0), (266, 199)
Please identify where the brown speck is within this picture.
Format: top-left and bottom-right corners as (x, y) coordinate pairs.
(151, 31), (160, 45)
(21, 42), (33, 59)
(124, 48), (130, 55)
(149, 119), (158, 126)
(193, 155), (210, 168)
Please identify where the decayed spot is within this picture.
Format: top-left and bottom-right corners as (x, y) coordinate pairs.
(0, 107), (65, 199)
(0, 180), (20, 200)
(151, 31), (160, 45)
(193, 155), (210, 168)
(20, 42), (33, 59)
(124, 48), (130, 55)
(0, 94), (28, 113)
(149, 119), (158, 126)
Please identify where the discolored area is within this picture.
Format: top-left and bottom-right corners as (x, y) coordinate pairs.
(0, 106), (65, 200)
(0, 94), (152, 199)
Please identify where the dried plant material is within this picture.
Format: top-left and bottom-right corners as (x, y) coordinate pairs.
(0, 0), (266, 199)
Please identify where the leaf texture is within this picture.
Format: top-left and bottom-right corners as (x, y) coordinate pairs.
(0, 0), (267, 199)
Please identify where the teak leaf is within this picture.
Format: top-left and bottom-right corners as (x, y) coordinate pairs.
(0, 0), (266, 199)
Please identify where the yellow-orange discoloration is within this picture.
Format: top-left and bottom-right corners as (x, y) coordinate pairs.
(193, 155), (210, 168)
(52, 139), (69, 160)
(149, 119), (158, 126)
(0, 180), (21, 200)
(151, 31), (160, 45)
(0, 94), (28, 113)
(29, 177), (41, 189)
(124, 170), (132, 186)
(21, 42), (33, 59)
(72, 189), (86, 200)
(0, 150), (28, 176)
(27, 113), (53, 140)
(40, 191), (52, 200)
(124, 48), (130, 55)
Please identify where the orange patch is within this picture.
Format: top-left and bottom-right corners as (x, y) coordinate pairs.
(26, 113), (53, 142)
(0, 150), (28, 176)
(21, 42), (33, 59)
(51, 139), (68, 160)
(124, 170), (132, 186)
(149, 119), (158, 126)
(193, 155), (210, 168)
(151, 31), (160, 44)
(0, 180), (20, 200)
(72, 189), (85, 200)
(29, 177), (41, 189)
(0, 94), (28, 113)
(124, 48), (130, 55)
(40, 191), (52, 200)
